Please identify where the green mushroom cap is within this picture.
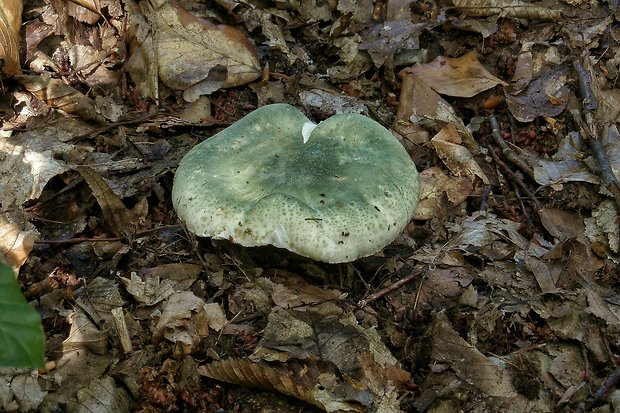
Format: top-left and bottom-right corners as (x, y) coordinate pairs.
(172, 103), (419, 263)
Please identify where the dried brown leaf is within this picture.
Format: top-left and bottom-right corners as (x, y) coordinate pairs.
(76, 166), (135, 237)
(68, 0), (101, 24)
(271, 283), (345, 309)
(431, 123), (489, 184)
(152, 291), (210, 346)
(136, 0), (261, 102)
(451, 0), (561, 20)
(198, 359), (365, 412)
(410, 51), (507, 98)
(413, 166), (473, 221)
(0, 218), (34, 273)
(397, 68), (480, 153)
(539, 208), (585, 242)
(0, 0), (22, 76)
(68, 0), (101, 14)
(16, 75), (107, 124)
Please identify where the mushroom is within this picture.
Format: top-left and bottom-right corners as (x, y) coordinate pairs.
(172, 103), (419, 263)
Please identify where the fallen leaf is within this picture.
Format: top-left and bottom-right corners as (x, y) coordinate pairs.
(413, 166), (473, 221)
(505, 67), (570, 122)
(0, 0), (22, 76)
(135, 0), (261, 102)
(539, 208), (585, 241)
(409, 51), (507, 98)
(16, 75), (107, 124)
(62, 309), (109, 355)
(77, 166), (147, 237)
(199, 359), (366, 413)
(152, 291), (210, 347)
(451, 0), (562, 20)
(396, 68), (480, 153)
(359, 20), (424, 68)
(590, 199), (619, 253)
(431, 123), (489, 184)
(0, 216), (34, 272)
(75, 376), (131, 413)
(202, 305), (408, 412)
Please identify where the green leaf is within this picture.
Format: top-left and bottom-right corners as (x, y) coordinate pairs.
(0, 262), (45, 368)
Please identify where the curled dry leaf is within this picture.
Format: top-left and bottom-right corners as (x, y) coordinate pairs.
(0, 0), (22, 76)
(135, 0), (261, 102)
(16, 75), (107, 124)
(430, 123), (489, 184)
(396, 68), (480, 153)
(451, 0), (562, 20)
(0, 217), (34, 273)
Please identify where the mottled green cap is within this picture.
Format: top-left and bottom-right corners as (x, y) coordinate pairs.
(172, 103), (419, 263)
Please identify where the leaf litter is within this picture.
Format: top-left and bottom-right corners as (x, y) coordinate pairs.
(0, 0), (620, 412)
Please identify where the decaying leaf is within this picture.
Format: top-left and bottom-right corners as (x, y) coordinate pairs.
(120, 263), (201, 306)
(539, 208), (586, 242)
(0, 132), (72, 207)
(75, 376), (131, 413)
(0, 372), (46, 411)
(75, 277), (126, 328)
(413, 166), (473, 221)
(128, 0), (261, 102)
(62, 309), (109, 355)
(590, 199), (619, 253)
(505, 67), (570, 122)
(444, 211), (529, 260)
(16, 75), (107, 124)
(0, 0), (22, 76)
(271, 283), (345, 310)
(199, 359), (365, 413)
(152, 291), (222, 348)
(451, 0), (562, 20)
(359, 20), (424, 68)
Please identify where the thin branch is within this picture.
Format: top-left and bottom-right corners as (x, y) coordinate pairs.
(487, 144), (542, 211)
(358, 268), (424, 308)
(35, 224), (182, 245)
(489, 115), (535, 180)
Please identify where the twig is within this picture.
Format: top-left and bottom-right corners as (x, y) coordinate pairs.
(572, 59), (620, 211)
(487, 144), (542, 211)
(591, 366), (620, 401)
(35, 224), (182, 244)
(489, 115), (535, 180)
(358, 268), (424, 307)
(574, 61), (598, 112)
